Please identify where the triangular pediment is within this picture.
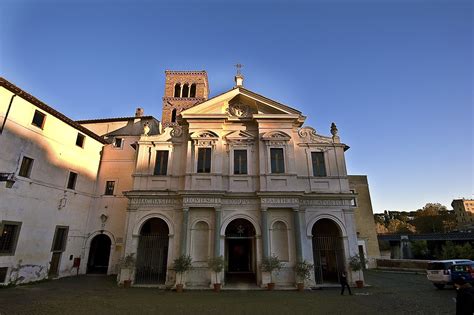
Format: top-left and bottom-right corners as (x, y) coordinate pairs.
(224, 130), (255, 141)
(181, 87), (303, 118)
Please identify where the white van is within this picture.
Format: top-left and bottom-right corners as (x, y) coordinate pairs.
(426, 259), (473, 289)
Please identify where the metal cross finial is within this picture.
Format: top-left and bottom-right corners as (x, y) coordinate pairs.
(235, 63), (243, 75)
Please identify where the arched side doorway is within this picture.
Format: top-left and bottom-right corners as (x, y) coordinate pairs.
(312, 219), (345, 284)
(135, 218), (169, 284)
(87, 234), (112, 274)
(225, 218), (256, 284)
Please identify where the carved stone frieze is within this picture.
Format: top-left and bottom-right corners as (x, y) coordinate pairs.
(130, 198), (180, 206)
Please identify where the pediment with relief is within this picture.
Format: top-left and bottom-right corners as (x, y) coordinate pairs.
(190, 130), (219, 147)
(181, 88), (302, 118)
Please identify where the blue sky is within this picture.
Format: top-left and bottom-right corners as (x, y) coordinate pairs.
(1, 0), (472, 212)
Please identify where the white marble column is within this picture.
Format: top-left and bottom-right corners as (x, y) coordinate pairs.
(214, 207), (222, 257)
(261, 207), (269, 258)
(293, 207), (303, 262)
(180, 207), (189, 255)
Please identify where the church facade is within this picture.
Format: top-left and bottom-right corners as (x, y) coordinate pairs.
(120, 71), (359, 287)
(0, 71), (378, 288)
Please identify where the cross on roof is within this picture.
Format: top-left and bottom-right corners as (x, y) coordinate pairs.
(235, 63), (243, 75)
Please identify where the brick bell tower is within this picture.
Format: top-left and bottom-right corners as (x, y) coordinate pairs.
(161, 70), (209, 128)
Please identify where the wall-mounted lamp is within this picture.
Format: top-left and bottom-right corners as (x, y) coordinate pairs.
(0, 173), (16, 188)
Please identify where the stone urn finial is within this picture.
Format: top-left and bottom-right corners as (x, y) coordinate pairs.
(330, 122), (338, 137)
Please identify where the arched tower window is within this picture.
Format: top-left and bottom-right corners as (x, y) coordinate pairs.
(190, 84), (196, 97)
(174, 84), (181, 97)
(182, 84), (189, 98)
(171, 108), (177, 123)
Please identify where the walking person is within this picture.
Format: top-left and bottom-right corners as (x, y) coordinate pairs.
(340, 271), (352, 295)
(454, 277), (474, 315)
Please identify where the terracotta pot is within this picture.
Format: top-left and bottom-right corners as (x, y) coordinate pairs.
(213, 283), (221, 292)
(297, 283), (305, 292)
(355, 280), (364, 288)
(176, 284), (184, 293)
(267, 283), (275, 291)
(123, 280), (132, 288)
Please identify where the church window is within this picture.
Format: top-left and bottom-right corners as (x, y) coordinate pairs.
(190, 84), (196, 97)
(174, 84), (181, 97)
(31, 110), (46, 129)
(104, 181), (115, 195)
(197, 148), (211, 173)
(67, 171), (77, 190)
(18, 156), (34, 178)
(76, 133), (85, 148)
(182, 84), (189, 98)
(51, 226), (68, 252)
(154, 150), (169, 175)
(0, 221), (22, 255)
(270, 148), (285, 174)
(113, 137), (123, 148)
(271, 221), (289, 261)
(311, 152), (326, 177)
(234, 150), (247, 175)
(171, 109), (177, 123)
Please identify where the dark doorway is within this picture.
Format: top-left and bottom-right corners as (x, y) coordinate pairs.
(135, 218), (169, 284)
(48, 253), (61, 277)
(312, 219), (345, 284)
(87, 234), (112, 274)
(225, 218), (256, 284)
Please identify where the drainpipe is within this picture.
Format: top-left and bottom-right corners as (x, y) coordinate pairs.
(0, 94), (16, 135)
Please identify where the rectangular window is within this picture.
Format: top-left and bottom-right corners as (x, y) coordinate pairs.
(18, 156), (34, 178)
(0, 267), (7, 283)
(75, 133), (85, 148)
(0, 222), (22, 255)
(270, 148), (285, 174)
(51, 226), (68, 252)
(154, 151), (169, 175)
(31, 110), (46, 129)
(113, 137), (123, 148)
(234, 150), (248, 175)
(104, 181), (115, 195)
(197, 148), (211, 173)
(67, 172), (77, 190)
(350, 189), (357, 206)
(311, 152), (327, 177)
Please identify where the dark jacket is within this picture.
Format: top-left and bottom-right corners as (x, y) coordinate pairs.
(340, 273), (348, 285)
(456, 284), (474, 315)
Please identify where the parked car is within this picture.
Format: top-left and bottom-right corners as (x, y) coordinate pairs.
(450, 262), (474, 284)
(426, 259), (473, 289)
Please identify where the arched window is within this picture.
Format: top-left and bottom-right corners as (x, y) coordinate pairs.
(271, 221), (289, 261)
(191, 221), (209, 262)
(190, 84), (196, 97)
(171, 109), (177, 123)
(182, 84), (189, 98)
(174, 84), (181, 97)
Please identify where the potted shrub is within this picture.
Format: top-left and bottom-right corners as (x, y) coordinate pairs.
(173, 254), (193, 293)
(260, 255), (283, 290)
(208, 256), (225, 292)
(119, 253), (136, 288)
(294, 260), (314, 291)
(348, 254), (368, 288)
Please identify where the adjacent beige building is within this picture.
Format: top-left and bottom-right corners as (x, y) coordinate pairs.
(348, 175), (380, 268)
(452, 199), (474, 230)
(0, 71), (380, 288)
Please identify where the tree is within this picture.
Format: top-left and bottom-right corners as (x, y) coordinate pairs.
(411, 240), (430, 259)
(412, 203), (455, 233)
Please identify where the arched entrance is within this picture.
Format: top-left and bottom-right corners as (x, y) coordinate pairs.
(312, 219), (345, 284)
(135, 218), (169, 284)
(225, 218), (256, 283)
(87, 234), (112, 274)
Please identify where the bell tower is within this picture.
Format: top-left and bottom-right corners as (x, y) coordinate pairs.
(161, 70), (209, 128)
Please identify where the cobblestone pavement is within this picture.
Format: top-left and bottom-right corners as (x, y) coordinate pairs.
(0, 270), (456, 315)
